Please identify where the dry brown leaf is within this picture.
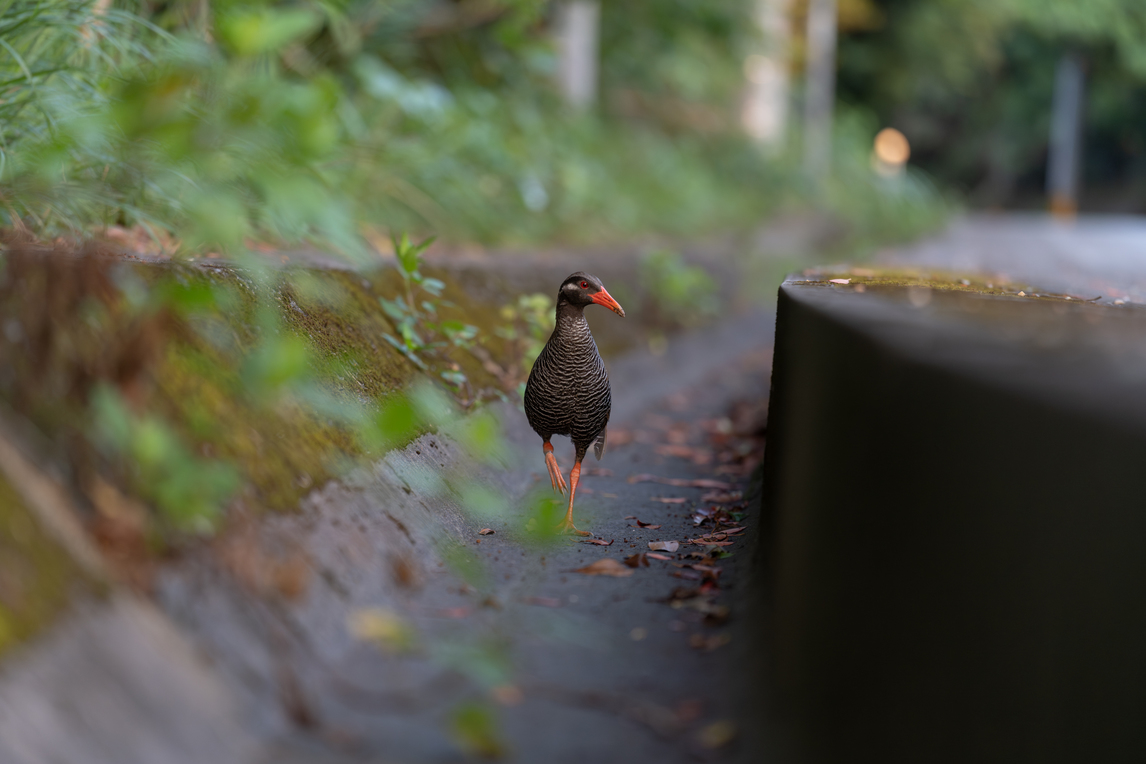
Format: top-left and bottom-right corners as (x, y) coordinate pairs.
(478, 528), (495, 536)
(651, 497), (687, 504)
(624, 553), (649, 568)
(691, 540), (733, 547)
(646, 552), (672, 561)
(634, 519), (662, 529)
(524, 596), (561, 607)
(579, 538), (614, 546)
(689, 633), (732, 652)
(574, 558), (634, 577)
(649, 540), (680, 552)
(437, 607), (472, 619)
(699, 491), (742, 503)
(627, 474), (733, 490)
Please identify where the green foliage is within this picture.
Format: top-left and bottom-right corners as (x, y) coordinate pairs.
(640, 249), (719, 327)
(447, 701), (506, 759)
(91, 384), (240, 533)
(496, 293), (553, 375)
(379, 233), (479, 391)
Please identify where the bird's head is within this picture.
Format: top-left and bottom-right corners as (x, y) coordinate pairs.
(558, 272), (626, 317)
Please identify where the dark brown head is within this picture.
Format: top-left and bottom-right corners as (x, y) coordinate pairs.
(557, 272), (626, 317)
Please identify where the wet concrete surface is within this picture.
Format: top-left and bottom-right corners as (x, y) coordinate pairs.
(151, 310), (777, 763)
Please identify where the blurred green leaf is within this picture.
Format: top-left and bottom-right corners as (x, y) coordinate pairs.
(447, 701), (505, 759)
(242, 334), (312, 394)
(217, 7), (322, 57)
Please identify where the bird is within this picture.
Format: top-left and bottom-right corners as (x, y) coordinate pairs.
(524, 272), (626, 535)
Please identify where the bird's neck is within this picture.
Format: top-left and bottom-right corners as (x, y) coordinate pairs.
(553, 300), (592, 343)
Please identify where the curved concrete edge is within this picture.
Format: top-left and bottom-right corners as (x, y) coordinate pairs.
(761, 281), (1146, 763)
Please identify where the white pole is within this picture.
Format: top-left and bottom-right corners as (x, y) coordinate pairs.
(803, 0), (837, 179)
(742, 0), (792, 151)
(1047, 54), (1085, 218)
(556, 2), (600, 111)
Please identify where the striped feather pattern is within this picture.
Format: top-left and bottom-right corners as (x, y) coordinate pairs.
(524, 308), (611, 461)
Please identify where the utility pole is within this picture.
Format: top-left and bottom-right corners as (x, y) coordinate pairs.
(742, 0), (792, 151)
(803, 0), (837, 179)
(555, 1), (600, 111)
(1047, 54), (1085, 218)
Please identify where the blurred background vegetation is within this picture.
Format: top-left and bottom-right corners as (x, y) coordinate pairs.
(837, 0), (1146, 211)
(0, 0), (949, 258)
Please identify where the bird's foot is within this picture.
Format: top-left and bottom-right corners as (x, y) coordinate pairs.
(555, 517), (591, 536)
(544, 451), (568, 495)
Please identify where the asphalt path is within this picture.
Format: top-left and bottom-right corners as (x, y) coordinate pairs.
(879, 213), (1146, 302)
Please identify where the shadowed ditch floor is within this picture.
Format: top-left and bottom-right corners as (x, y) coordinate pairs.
(155, 312), (776, 763)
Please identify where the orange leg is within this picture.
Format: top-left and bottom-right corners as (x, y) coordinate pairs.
(543, 441), (568, 495)
(556, 460), (590, 536)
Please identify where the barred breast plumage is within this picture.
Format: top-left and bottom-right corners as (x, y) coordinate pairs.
(524, 309), (611, 460)
(525, 272), (625, 535)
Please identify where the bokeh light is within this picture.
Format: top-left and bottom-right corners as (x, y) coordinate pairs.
(874, 127), (911, 166)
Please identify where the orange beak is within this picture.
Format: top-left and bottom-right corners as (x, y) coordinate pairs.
(591, 287), (626, 317)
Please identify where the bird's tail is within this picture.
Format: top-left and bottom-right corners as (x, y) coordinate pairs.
(593, 428), (607, 460)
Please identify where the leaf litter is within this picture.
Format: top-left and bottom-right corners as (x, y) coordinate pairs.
(574, 558), (634, 577)
(627, 474), (734, 490)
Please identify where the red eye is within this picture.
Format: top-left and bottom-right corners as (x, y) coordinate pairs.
(580, 281), (588, 288)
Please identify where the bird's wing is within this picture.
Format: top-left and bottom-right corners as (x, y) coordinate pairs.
(594, 428), (607, 460)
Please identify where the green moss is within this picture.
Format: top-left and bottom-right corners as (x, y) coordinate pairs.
(0, 250), (526, 531)
(143, 262), (512, 511)
(0, 473), (87, 659)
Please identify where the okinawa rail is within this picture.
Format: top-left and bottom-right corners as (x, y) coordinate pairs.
(524, 272), (626, 535)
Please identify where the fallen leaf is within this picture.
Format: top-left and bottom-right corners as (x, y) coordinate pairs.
(624, 553), (649, 568)
(654, 445), (713, 464)
(649, 540), (680, 552)
(579, 538), (614, 546)
(651, 497), (687, 504)
(699, 490), (742, 503)
(347, 608), (416, 653)
(673, 570), (702, 580)
(646, 552), (672, 561)
(829, 278), (850, 285)
(633, 518), (662, 529)
(478, 528), (495, 536)
(690, 633), (732, 652)
(623, 515), (637, 519)
(697, 720), (737, 748)
(523, 596), (561, 607)
(491, 685), (523, 706)
(574, 558), (634, 577)
(437, 607), (472, 619)
(719, 526), (747, 535)
(691, 540), (733, 547)
(627, 474), (734, 490)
